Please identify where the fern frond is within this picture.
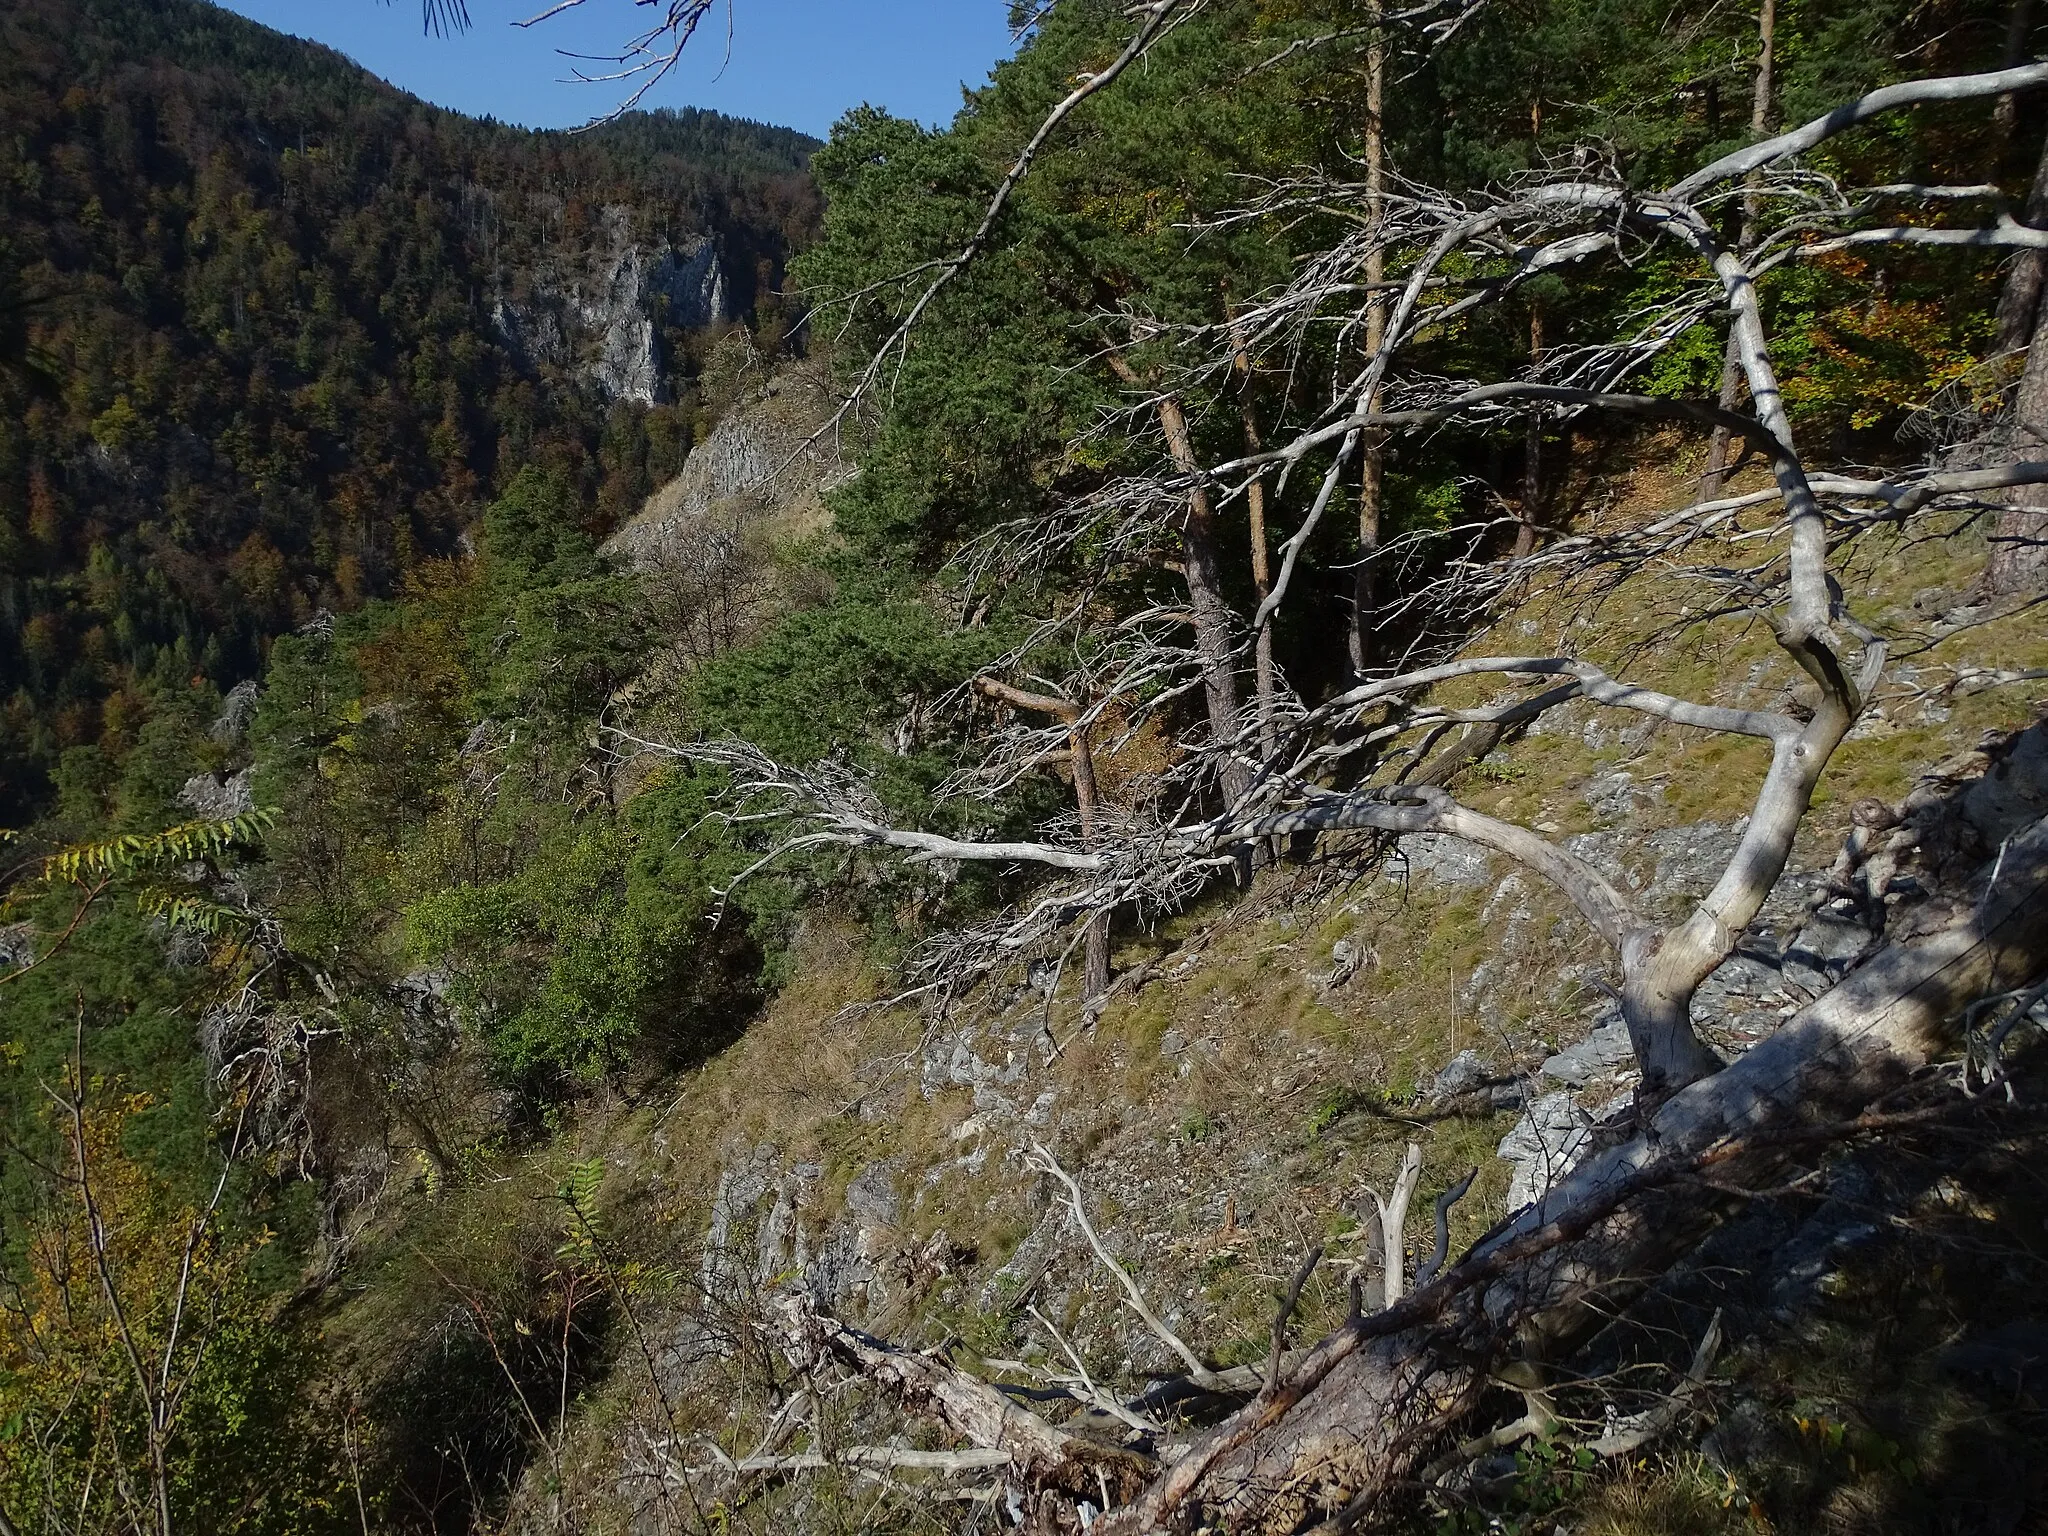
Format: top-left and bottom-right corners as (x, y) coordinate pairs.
(137, 889), (256, 937)
(556, 1157), (608, 1265)
(39, 808), (280, 887)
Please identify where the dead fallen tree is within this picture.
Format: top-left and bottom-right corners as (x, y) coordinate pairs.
(607, 60), (2048, 1533)
(1109, 814), (2048, 1532)
(758, 805), (2047, 1533)
(616, 60), (2048, 1097)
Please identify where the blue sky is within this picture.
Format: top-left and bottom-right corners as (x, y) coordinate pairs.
(210, 1), (1018, 139)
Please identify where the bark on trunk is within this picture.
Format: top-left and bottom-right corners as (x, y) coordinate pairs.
(1992, 0), (2038, 182)
(1231, 323), (1279, 761)
(1105, 348), (1250, 804)
(1988, 108), (2048, 596)
(1700, 0), (1776, 499)
(1349, 6), (1388, 676)
(1992, 248), (2048, 595)
(1995, 122), (2048, 357)
(975, 676), (1112, 1002)
(1069, 722), (1113, 1003)
(1517, 297), (1544, 559)
(1154, 391), (1250, 804)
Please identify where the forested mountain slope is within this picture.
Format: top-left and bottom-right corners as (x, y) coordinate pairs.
(5, 0), (2048, 1532)
(0, 0), (817, 818)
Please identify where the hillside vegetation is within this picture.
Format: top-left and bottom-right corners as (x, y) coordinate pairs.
(4, 0), (2048, 1533)
(0, 0), (817, 819)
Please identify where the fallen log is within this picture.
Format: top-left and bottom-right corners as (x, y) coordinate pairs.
(768, 1291), (1155, 1521)
(1101, 811), (2048, 1533)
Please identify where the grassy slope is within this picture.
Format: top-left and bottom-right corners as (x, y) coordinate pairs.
(324, 432), (2048, 1532)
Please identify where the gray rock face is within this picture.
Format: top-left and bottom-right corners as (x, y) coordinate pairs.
(844, 1162), (902, 1238)
(923, 1021), (1034, 1117)
(176, 767), (255, 820)
(696, 1145), (906, 1322)
(491, 207), (731, 405)
(0, 921), (35, 973)
(1538, 1011), (1633, 1086)
(603, 354), (846, 570)
(1583, 770), (1663, 824)
(1499, 1091), (1596, 1209)
(211, 680), (261, 746)
(490, 294), (565, 376)
(1430, 1048), (1490, 1101)
(702, 1144), (781, 1296)
(1391, 831), (1493, 887)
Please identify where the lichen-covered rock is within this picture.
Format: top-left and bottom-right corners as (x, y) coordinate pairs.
(210, 679), (261, 745)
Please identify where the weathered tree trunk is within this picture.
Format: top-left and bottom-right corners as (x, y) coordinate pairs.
(1348, 4), (1388, 676)
(1231, 323), (1279, 761)
(1154, 391), (1250, 804)
(1068, 720), (1113, 1002)
(1105, 349), (1251, 803)
(1095, 814), (2048, 1534)
(770, 1293), (1152, 1527)
(1990, 321), (2048, 596)
(1517, 295), (1545, 559)
(1992, 0), (2037, 175)
(1700, 0), (1777, 499)
(975, 676), (1113, 1002)
(1990, 125), (2048, 596)
(1995, 124), (2048, 356)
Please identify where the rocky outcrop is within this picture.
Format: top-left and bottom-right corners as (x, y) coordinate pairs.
(603, 348), (847, 567)
(176, 767), (255, 820)
(492, 206), (732, 405)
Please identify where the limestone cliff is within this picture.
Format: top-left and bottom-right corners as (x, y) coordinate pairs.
(491, 205), (732, 405)
(604, 347), (847, 564)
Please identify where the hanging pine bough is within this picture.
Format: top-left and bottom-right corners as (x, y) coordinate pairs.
(606, 63), (2048, 1532)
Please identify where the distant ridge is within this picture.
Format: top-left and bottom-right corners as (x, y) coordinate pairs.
(0, 0), (821, 816)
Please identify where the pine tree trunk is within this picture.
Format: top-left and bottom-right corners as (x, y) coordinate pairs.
(1517, 298), (1544, 559)
(1700, 0), (1776, 499)
(1349, 6), (1388, 677)
(1231, 323), (1279, 762)
(1990, 291), (2048, 594)
(1993, 0), (2037, 171)
(1996, 123), (2048, 357)
(973, 675), (1115, 1003)
(1156, 391), (1250, 803)
(1103, 350), (1247, 799)
(1069, 721), (1113, 1002)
